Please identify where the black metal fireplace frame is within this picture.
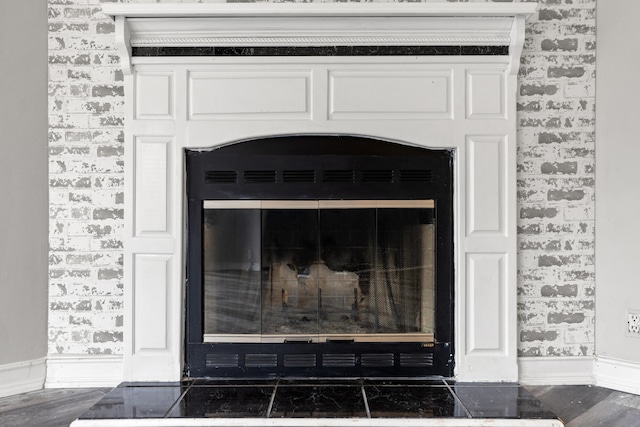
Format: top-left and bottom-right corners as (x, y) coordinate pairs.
(185, 135), (454, 378)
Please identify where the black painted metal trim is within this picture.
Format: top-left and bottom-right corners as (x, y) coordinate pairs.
(188, 342), (451, 378)
(133, 45), (508, 57)
(185, 135), (454, 378)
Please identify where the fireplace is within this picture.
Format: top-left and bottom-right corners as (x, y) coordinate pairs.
(185, 136), (453, 377)
(104, 3), (535, 383)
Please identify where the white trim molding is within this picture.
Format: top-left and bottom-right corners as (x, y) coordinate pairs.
(595, 356), (640, 395)
(102, 2), (536, 383)
(518, 356), (595, 385)
(0, 357), (46, 398)
(103, 3), (537, 76)
(45, 355), (123, 388)
(102, 3), (539, 19)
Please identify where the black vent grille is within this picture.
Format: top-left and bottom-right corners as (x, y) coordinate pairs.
(400, 353), (434, 367)
(361, 353), (395, 367)
(205, 169), (434, 186)
(283, 170), (316, 183)
(205, 170), (238, 184)
(245, 353), (278, 368)
(400, 169), (433, 183)
(283, 354), (317, 368)
(322, 354), (356, 367)
(323, 170), (356, 183)
(205, 353), (239, 368)
(244, 170), (277, 183)
(362, 170), (394, 183)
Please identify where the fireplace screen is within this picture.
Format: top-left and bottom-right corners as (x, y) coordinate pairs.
(203, 200), (435, 343)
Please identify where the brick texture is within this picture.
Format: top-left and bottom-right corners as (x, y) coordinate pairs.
(47, 0), (596, 358)
(516, 0), (596, 357)
(48, 0), (124, 355)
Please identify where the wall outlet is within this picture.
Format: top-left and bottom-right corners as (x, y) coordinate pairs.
(628, 311), (640, 336)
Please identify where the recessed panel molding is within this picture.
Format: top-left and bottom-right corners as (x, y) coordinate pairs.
(466, 253), (506, 354)
(466, 70), (505, 119)
(188, 71), (311, 120)
(134, 137), (171, 236)
(135, 72), (174, 119)
(133, 254), (171, 353)
(329, 70), (452, 120)
(466, 135), (506, 236)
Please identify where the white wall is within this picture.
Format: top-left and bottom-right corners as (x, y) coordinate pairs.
(0, 0), (48, 371)
(595, 1), (640, 364)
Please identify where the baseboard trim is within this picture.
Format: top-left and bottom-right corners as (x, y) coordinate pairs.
(45, 355), (123, 388)
(0, 357), (47, 398)
(595, 356), (640, 395)
(518, 356), (595, 385)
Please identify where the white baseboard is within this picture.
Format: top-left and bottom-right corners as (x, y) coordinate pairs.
(595, 356), (640, 395)
(518, 356), (595, 385)
(45, 355), (123, 388)
(0, 357), (47, 398)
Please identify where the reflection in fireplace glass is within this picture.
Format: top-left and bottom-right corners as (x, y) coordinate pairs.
(203, 202), (435, 340)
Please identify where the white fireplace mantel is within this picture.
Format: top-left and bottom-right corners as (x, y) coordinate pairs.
(104, 2), (535, 383)
(105, 3), (535, 75)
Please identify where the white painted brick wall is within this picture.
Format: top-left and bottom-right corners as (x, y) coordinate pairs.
(47, 0), (596, 359)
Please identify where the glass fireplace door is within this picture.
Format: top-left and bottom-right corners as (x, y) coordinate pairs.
(202, 200), (435, 343)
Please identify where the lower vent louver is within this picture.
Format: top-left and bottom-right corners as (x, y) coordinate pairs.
(284, 353), (317, 368)
(322, 354), (356, 367)
(245, 353), (278, 368)
(205, 353), (239, 368)
(361, 353), (394, 367)
(400, 353), (434, 367)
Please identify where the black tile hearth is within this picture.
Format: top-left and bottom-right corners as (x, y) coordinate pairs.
(364, 378), (448, 387)
(78, 386), (187, 420)
(168, 386), (273, 418)
(277, 378), (361, 386)
(271, 384), (367, 418)
(365, 385), (466, 418)
(75, 379), (562, 424)
(452, 383), (558, 420)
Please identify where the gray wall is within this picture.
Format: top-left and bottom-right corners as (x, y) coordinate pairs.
(595, 1), (640, 363)
(0, 0), (49, 365)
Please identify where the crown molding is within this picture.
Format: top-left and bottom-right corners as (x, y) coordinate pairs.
(102, 3), (537, 19)
(129, 35), (512, 48)
(103, 3), (536, 75)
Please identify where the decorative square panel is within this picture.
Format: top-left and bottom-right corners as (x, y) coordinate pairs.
(135, 72), (174, 120)
(466, 70), (505, 119)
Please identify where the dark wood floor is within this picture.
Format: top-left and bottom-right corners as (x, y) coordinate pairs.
(0, 388), (110, 427)
(0, 384), (639, 426)
(526, 385), (640, 426)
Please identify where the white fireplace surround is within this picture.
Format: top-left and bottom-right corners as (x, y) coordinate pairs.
(103, 3), (536, 382)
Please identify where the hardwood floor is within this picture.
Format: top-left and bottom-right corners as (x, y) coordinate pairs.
(0, 384), (638, 427)
(0, 388), (109, 427)
(525, 385), (640, 427)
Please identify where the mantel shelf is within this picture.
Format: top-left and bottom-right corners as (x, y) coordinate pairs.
(102, 3), (537, 18)
(102, 2), (536, 75)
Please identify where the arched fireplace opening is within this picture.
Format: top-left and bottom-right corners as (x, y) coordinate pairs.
(185, 135), (454, 377)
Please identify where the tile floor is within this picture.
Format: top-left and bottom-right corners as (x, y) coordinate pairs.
(2, 382), (640, 426)
(73, 379), (559, 423)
